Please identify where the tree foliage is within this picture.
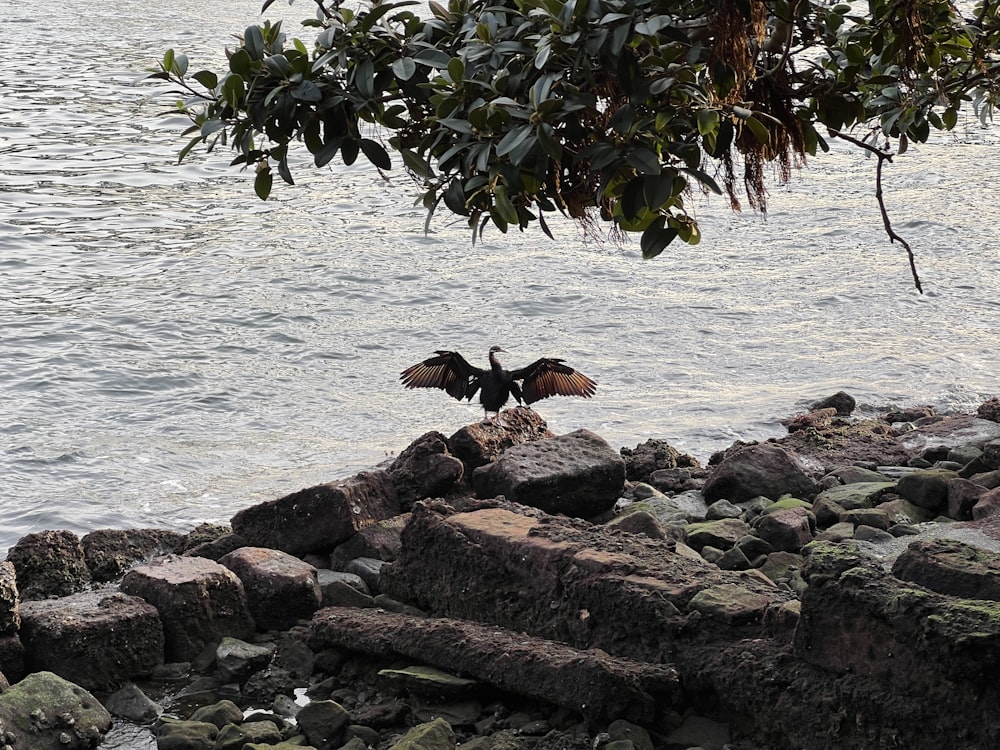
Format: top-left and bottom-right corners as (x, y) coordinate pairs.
(151, 0), (1000, 261)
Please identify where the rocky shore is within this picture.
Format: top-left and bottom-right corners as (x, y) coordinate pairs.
(3, 395), (1000, 750)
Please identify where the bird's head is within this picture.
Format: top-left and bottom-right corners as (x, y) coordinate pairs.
(489, 345), (507, 354)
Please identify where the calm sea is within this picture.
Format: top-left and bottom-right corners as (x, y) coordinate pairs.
(1, 0), (998, 555)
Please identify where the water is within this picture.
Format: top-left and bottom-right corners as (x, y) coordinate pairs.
(1, 0), (998, 556)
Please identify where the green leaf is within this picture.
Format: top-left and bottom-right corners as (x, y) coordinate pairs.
(229, 49), (252, 77)
(254, 168), (273, 200)
(643, 174), (677, 210)
(192, 70), (218, 90)
(696, 109), (720, 136)
(496, 123), (532, 157)
(447, 57), (465, 84)
(263, 55), (290, 76)
(314, 138), (343, 167)
(200, 119), (227, 137)
(291, 80), (322, 101)
(360, 139), (392, 169)
(245, 25), (265, 61)
(626, 147), (660, 175)
(536, 123), (563, 160)
(438, 118), (474, 134)
(392, 57), (417, 81)
(356, 59), (375, 99)
(341, 138), (360, 166)
(743, 116), (770, 145)
(640, 217), (677, 259)
(171, 53), (189, 78)
(400, 148), (434, 178)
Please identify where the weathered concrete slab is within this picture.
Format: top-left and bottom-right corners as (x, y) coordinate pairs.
(796, 548), (1000, 691)
(231, 470), (400, 556)
(309, 607), (680, 723)
(20, 590), (163, 690)
(380, 501), (791, 662)
(121, 555), (255, 662)
(219, 547), (321, 631)
(891, 538), (1000, 600)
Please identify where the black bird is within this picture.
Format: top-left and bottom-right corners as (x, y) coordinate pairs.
(400, 346), (597, 417)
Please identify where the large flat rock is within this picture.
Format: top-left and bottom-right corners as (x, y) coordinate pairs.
(380, 501), (792, 662)
(309, 607), (679, 723)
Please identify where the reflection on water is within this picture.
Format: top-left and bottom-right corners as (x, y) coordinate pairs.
(0, 0), (998, 554)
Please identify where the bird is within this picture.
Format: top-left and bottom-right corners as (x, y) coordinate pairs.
(400, 346), (597, 418)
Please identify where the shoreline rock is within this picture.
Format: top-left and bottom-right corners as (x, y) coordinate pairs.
(1, 396), (1000, 749)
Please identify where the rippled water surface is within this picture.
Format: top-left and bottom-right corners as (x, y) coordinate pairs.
(1, 0), (998, 554)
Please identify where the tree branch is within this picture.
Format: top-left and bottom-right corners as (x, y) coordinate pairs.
(828, 129), (924, 293)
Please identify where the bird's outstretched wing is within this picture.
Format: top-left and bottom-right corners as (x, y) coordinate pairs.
(510, 358), (597, 404)
(400, 351), (483, 402)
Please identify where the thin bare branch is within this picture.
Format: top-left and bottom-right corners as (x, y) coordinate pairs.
(829, 129), (924, 293)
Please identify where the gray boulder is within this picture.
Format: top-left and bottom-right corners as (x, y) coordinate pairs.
(753, 507), (814, 552)
(703, 443), (816, 504)
(331, 514), (410, 568)
(895, 469), (957, 512)
(472, 429), (625, 517)
(216, 637), (277, 684)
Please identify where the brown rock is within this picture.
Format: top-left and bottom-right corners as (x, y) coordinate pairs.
(447, 406), (553, 470)
(810, 391), (857, 416)
(6, 530), (90, 600)
(19, 590), (163, 690)
(121, 555), (255, 661)
(795, 556), (1000, 698)
(620, 439), (700, 483)
(472, 429), (626, 517)
(973, 487), (1000, 521)
(0, 562), (19, 635)
(947, 478), (988, 521)
(81, 528), (184, 582)
(331, 514), (410, 568)
(231, 470), (400, 556)
(219, 547), (321, 631)
(388, 431), (465, 509)
(753, 507), (814, 552)
(978, 398), (1000, 423)
(309, 607), (680, 723)
(0, 634), (24, 682)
